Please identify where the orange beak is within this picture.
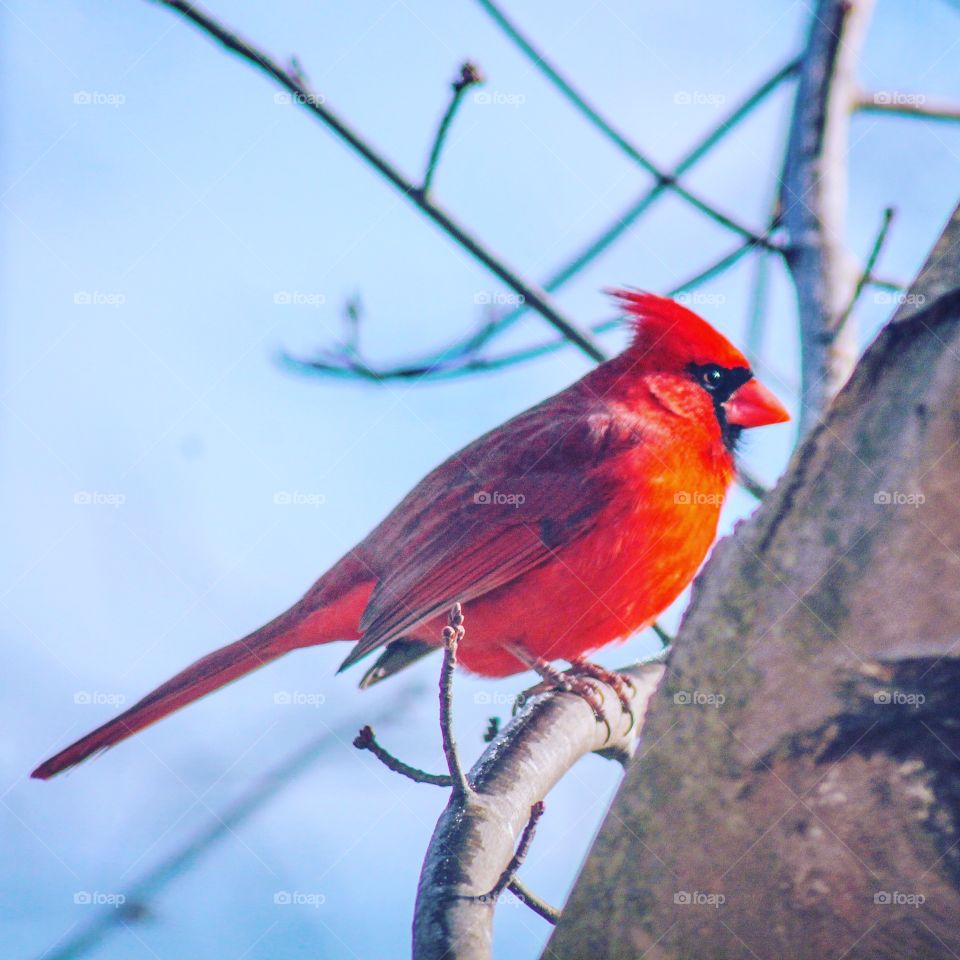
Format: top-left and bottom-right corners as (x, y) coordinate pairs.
(723, 377), (790, 428)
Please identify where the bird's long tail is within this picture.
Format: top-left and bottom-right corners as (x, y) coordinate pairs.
(32, 557), (373, 780)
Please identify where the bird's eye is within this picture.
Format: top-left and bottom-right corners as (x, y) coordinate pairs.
(700, 366), (725, 391)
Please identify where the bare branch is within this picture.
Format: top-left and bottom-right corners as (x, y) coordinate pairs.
(855, 91), (960, 122)
(282, 236), (768, 385)
(507, 877), (561, 924)
(481, 800), (544, 902)
(288, 59), (796, 384)
(439, 603), (472, 798)
(474, 0), (774, 246)
(835, 205), (896, 333)
(353, 725), (453, 787)
(778, 0), (875, 435)
(422, 62), (484, 195)
(412, 659), (666, 960)
(735, 464), (770, 501)
(650, 622), (673, 647)
(150, 0), (607, 362)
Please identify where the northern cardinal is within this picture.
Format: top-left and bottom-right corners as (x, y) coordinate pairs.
(32, 292), (788, 779)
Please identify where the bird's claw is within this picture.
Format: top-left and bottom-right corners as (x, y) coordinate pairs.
(567, 660), (637, 734)
(556, 673), (612, 739)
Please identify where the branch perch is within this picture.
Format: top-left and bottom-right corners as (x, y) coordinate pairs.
(412, 657), (666, 959)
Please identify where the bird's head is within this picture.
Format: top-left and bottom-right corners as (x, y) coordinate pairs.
(609, 290), (789, 449)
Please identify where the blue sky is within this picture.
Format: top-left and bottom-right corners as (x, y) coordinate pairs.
(3, 1), (959, 958)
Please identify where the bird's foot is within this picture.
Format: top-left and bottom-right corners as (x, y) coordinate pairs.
(567, 659), (637, 732)
(507, 645), (610, 737)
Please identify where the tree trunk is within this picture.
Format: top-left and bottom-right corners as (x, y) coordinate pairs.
(545, 203), (960, 960)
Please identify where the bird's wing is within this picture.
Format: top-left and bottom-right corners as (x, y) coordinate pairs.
(338, 403), (640, 671)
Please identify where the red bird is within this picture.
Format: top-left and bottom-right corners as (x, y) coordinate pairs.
(32, 292), (788, 780)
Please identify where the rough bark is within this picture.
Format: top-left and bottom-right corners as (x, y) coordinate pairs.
(545, 205), (960, 959)
(413, 661), (666, 960)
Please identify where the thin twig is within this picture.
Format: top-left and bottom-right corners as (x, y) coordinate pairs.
(746, 248), (772, 358)
(481, 801), (544, 901)
(474, 0), (775, 247)
(834, 206), (895, 334)
(284, 57), (800, 385)
(440, 603), (472, 798)
(430, 58), (798, 356)
(736, 465), (770, 501)
(283, 237), (768, 383)
(650, 622), (673, 647)
(854, 92), (960, 122)
(423, 62), (484, 194)
(867, 275), (905, 293)
(151, 0), (607, 362)
(507, 877), (561, 924)
(353, 725), (453, 787)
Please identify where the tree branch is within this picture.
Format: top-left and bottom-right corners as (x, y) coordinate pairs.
(422, 62), (484, 195)
(481, 800), (544, 902)
(835, 205), (895, 334)
(353, 724), (453, 787)
(285, 58), (796, 384)
(778, 0), (875, 436)
(855, 91), (960, 122)
(149, 0), (607, 362)
(474, 0), (776, 247)
(412, 659), (666, 960)
(507, 877), (561, 925)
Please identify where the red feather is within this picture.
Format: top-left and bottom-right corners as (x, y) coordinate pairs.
(32, 293), (788, 778)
